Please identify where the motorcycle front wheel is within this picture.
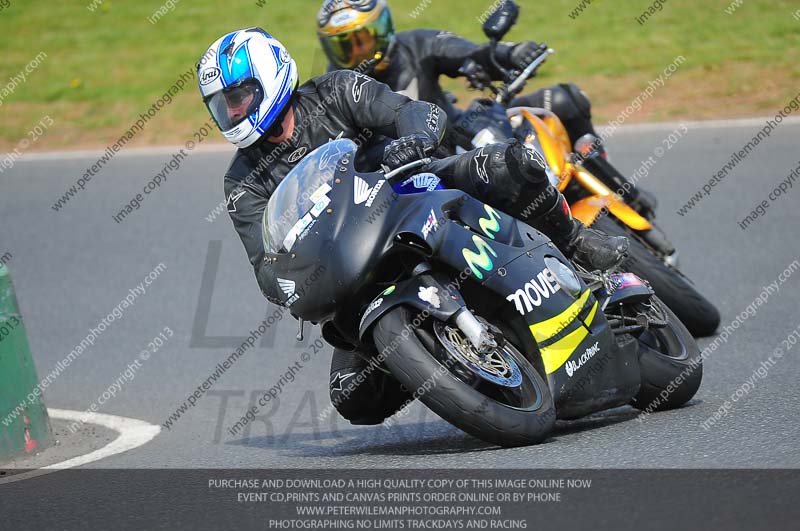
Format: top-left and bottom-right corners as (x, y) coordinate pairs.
(372, 306), (555, 447)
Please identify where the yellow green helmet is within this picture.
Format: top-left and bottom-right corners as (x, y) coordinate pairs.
(317, 0), (395, 70)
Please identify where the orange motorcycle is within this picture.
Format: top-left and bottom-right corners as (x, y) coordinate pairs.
(451, 0), (720, 336)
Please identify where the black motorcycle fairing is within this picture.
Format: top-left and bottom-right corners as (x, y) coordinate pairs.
(358, 272), (468, 340)
(263, 140), (483, 326)
(264, 140), (641, 420)
(263, 140), (397, 322)
(554, 328), (641, 419)
(475, 249), (637, 417)
(404, 195), (641, 415)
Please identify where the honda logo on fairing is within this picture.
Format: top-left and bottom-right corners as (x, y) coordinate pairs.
(354, 176), (384, 207)
(507, 269), (562, 315)
(277, 278), (300, 306)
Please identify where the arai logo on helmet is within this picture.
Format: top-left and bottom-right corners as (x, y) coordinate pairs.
(200, 67), (221, 86)
(330, 10), (359, 26)
(280, 49), (291, 64)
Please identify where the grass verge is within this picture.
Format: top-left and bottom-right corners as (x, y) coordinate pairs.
(0, 0), (798, 151)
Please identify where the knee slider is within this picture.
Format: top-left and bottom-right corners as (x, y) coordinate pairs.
(503, 141), (559, 220)
(506, 140), (549, 186)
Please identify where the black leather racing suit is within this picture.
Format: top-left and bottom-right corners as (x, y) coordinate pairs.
(225, 70), (446, 304)
(350, 29), (599, 148)
(224, 70), (561, 427)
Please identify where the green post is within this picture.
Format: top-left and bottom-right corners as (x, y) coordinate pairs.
(0, 264), (52, 462)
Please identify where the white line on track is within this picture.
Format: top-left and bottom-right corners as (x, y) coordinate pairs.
(6, 117), (800, 162)
(0, 409), (160, 485)
(598, 116), (800, 135)
(9, 142), (233, 162)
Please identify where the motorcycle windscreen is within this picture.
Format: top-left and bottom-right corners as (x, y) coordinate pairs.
(263, 139), (359, 253)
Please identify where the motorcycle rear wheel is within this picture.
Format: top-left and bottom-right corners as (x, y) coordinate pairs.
(627, 297), (704, 412)
(372, 306), (555, 447)
(591, 216), (721, 337)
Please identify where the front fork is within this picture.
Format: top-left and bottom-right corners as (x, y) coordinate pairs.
(358, 267), (498, 354)
(454, 308), (497, 354)
(413, 264), (498, 354)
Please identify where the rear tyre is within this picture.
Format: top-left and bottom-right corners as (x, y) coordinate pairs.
(592, 216), (720, 337)
(629, 297), (703, 412)
(373, 307), (555, 447)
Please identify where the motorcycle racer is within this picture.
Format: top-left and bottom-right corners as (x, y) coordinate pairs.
(316, 0), (657, 213)
(199, 27), (627, 425)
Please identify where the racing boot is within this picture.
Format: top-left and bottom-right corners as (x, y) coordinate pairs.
(499, 140), (628, 270)
(533, 193), (629, 272)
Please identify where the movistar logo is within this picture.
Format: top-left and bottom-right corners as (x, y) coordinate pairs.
(462, 235), (498, 280)
(478, 204), (501, 239)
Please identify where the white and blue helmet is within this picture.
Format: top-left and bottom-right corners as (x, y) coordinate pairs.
(198, 28), (299, 149)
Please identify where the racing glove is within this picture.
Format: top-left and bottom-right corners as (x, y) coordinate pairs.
(382, 134), (435, 171)
(459, 59), (493, 91)
(508, 41), (544, 71)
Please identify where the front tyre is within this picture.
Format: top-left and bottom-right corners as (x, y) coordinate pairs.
(629, 298), (703, 412)
(373, 307), (555, 447)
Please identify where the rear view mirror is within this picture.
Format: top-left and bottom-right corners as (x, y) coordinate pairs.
(482, 0), (520, 41)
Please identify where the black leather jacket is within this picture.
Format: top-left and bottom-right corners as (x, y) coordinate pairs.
(363, 29), (518, 118)
(223, 70), (447, 302)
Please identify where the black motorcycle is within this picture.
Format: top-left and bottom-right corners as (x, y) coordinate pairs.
(261, 139), (702, 446)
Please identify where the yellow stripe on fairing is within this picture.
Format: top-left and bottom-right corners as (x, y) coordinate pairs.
(529, 290), (591, 343)
(537, 300), (599, 375)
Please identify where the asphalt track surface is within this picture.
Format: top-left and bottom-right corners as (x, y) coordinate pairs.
(2, 119), (799, 471)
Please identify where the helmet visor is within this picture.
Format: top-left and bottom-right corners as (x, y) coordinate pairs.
(204, 80), (264, 131)
(320, 10), (393, 69)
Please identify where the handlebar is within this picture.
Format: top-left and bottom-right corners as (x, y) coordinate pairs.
(461, 41), (555, 106)
(505, 47), (554, 96)
(384, 157), (433, 180)
(494, 45), (555, 106)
